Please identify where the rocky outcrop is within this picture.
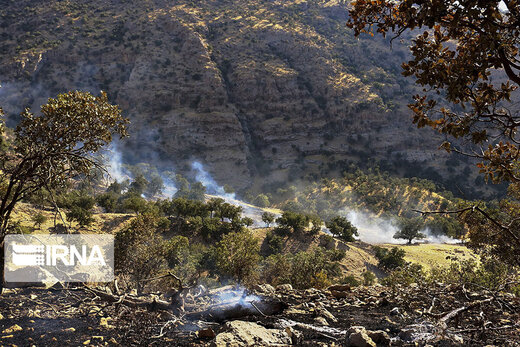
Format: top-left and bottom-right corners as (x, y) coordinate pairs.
(0, 0), (449, 190)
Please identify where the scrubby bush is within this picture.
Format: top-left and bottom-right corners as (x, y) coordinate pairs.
(261, 247), (344, 289)
(340, 274), (360, 287)
(115, 213), (168, 293)
(362, 270), (376, 285)
(215, 230), (260, 285)
(32, 213), (47, 230)
(264, 230), (284, 255)
(381, 263), (426, 287)
(374, 246), (406, 270)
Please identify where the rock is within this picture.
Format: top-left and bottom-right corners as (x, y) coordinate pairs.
(253, 284), (275, 295)
(347, 328), (376, 347)
(317, 308), (337, 323)
(331, 290), (349, 299)
(314, 317), (329, 326)
(198, 328), (216, 339)
(367, 330), (390, 346)
(212, 321), (291, 346)
(328, 284), (351, 292)
(0, 313), (3, 320)
(276, 284), (293, 291)
(91, 336), (104, 342)
(63, 327), (76, 333)
(108, 337), (119, 345)
(2, 324), (22, 334)
(347, 326), (366, 335)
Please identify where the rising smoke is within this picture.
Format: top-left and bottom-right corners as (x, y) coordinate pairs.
(339, 208), (459, 244)
(104, 143), (130, 183)
(192, 161), (235, 200)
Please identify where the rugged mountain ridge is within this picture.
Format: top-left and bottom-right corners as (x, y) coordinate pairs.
(0, 0), (456, 192)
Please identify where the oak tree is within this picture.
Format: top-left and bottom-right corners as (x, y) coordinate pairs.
(0, 91), (128, 290)
(348, 1), (520, 264)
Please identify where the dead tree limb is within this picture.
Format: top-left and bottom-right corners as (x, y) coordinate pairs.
(438, 297), (494, 328)
(84, 286), (172, 311)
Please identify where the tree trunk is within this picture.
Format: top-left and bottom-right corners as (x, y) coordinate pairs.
(0, 241), (4, 294)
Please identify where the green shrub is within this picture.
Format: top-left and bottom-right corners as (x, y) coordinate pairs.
(264, 230), (284, 255)
(374, 246), (406, 270)
(362, 270), (377, 285)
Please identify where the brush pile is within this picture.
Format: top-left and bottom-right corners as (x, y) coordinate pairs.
(0, 281), (518, 346)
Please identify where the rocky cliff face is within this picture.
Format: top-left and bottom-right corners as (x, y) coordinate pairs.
(0, 0), (449, 191)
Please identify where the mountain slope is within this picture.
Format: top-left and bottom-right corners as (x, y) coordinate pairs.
(0, 0), (475, 193)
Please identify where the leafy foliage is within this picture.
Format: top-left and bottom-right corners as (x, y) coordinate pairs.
(374, 246), (406, 271)
(394, 217), (426, 244)
(0, 91), (127, 237)
(326, 216), (358, 242)
(214, 230), (260, 284)
(261, 247), (344, 289)
(348, 0), (520, 265)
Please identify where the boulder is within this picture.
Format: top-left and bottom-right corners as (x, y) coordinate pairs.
(212, 320), (291, 346)
(317, 307), (337, 323)
(346, 326), (376, 347)
(367, 330), (390, 346)
(347, 332), (376, 347)
(285, 326), (303, 345)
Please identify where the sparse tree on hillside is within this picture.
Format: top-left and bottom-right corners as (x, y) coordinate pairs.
(394, 217), (425, 244)
(65, 193), (96, 228)
(123, 195), (148, 215)
(223, 184), (234, 194)
(347, 1), (520, 265)
(276, 211), (310, 234)
(326, 216), (359, 242)
(241, 217), (254, 227)
(374, 246), (407, 270)
(0, 91), (128, 292)
(115, 213), (167, 294)
(254, 194), (270, 207)
(262, 212), (275, 227)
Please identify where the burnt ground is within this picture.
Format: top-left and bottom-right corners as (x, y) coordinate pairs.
(0, 283), (519, 346)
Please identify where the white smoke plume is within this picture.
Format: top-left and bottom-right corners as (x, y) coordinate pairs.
(339, 208), (459, 244)
(192, 161), (235, 200)
(104, 143), (131, 183)
(161, 174), (178, 198)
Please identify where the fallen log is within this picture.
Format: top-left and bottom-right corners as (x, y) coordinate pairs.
(184, 296), (288, 322)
